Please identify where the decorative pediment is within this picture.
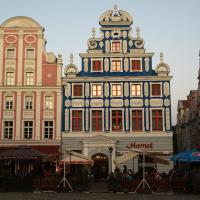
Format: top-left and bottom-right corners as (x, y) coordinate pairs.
(155, 53), (170, 76)
(64, 54), (78, 78)
(82, 135), (117, 145)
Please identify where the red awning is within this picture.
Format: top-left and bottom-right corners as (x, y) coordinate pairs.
(32, 146), (60, 155)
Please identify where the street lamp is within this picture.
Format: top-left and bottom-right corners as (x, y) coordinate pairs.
(109, 147), (113, 174)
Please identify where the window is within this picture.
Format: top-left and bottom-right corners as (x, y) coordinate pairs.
(7, 49), (15, 59)
(44, 121), (53, 139)
(92, 60), (102, 71)
(6, 72), (14, 85)
(112, 41), (120, 52)
(24, 121), (33, 139)
(25, 96), (33, 110)
(26, 49), (34, 59)
(152, 110), (163, 131)
(4, 121), (13, 139)
(45, 96), (53, 109)
(92, 110), (102, 131)
(72, 110), (82, 131)
(5, 96), (13, 110)
(73, 84), (83, 97)
(112, 84), (122, 96)
(131, 59), (141, 71)
(92, 84), (102, 96)
(112, 110), (122, 131)
(131, 84), (141, 96)
(111, 60), (121, 71)
(132, 110), (143, 131)
(152, 83), (161, 96)
(25, 72), (34, 85)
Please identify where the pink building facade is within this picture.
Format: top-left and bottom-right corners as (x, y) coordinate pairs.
(0, 16), (62, 154)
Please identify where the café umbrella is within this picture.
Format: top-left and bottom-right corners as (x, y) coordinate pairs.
(171, 149), (200, 162)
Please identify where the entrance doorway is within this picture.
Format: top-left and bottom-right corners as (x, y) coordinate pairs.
(92, 153), (108, 181)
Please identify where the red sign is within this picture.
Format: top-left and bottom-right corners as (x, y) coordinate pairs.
(192, 152), (200, 157)
(127, 142), (153, 149)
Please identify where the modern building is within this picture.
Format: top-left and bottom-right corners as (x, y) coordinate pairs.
(62, 6), (173, 177)
(0, 16), (62, 155)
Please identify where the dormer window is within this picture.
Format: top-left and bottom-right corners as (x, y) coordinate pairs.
(111, 60), (121, 72)
(131, 59), (142, 72)
(92, 60), (102, 72)
(112, 41), (121, 52)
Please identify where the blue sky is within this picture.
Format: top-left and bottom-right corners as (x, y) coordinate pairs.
(1, 0), (200, 125)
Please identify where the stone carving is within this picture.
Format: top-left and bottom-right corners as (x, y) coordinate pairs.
(123, 40), (127, 53)
(126, 108), (129, 130)
(44, 111), (54, 118)
(85, 83), (89, 97)
(90, 99), (103, 107)
(24, 35), (36, 44)
(65, 83), (71, 97)
(130, 99), (143, 107)
(105, 40), (110, 53)
(122, 31), (127, 38)
(99, 41), (104, 48)
(65, 100), (71, 107)
(106, 108), (109, 130)
(150, 99), (163, 107)
(135, 38), (145, 48)
(104, 99), (109, 107)
(164, 98), (170, 107)
(129, 40), (133, 47)
(164, 82), (170, 97)
(85, 109), (89, 130)
(144, 99), (149, 107)
(23, 111), (34, 118)
(110, 99), (123, 107)
(111, 30), (121, 38)
(124, 82), (129, 97)
(104, 58), (109, 72)
(84, 58), (88, 72)
(85, 100), (89, 107)
(105, 31), (110, 39)
(166, 108), (170, 130)
(65, 109), (69, 131)
(88, 39), (97, 49)
(5, 35), (17, 44)
(144, 82), (148, 97)
(144, 57), (149, 72)
(46, 52), (56, 63)
(3, 111), (14, 119)
(124, 99), (129, 107)
(145, 108), (149, 130)
(100, 31), (104, 39)
(71, 99), (84, 107)
(124, 58), (129, 72)
(104, 83), (109, 97)
(128, 31), (133, 40)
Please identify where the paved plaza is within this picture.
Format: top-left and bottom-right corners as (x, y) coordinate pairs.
(0, 193), (199, 200)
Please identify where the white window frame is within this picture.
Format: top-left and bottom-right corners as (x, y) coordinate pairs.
(110, 58), (123, 72)
(72, 83), (84, 98)
(150, 108), (165, 132)
(6, 48), (16, 59)
(24, 96), (33, 110)
(90, 108), (104, 132)
(131, 83), (143, 97)
(91, 83), (103, 97)
(5, 96), (14, 110)
(91, 58), (103, 72)
(130, 108), (144, 132)
(6, 72), (15, 85)
(111, 83), (123, 97)
(111, 40), (122, 53)
(110, 108), (124, 132)
(44, 96), (54, 110)
(23, 120), (34, 139)
(150, 82), (163, 97)
(130, 58), (142, 72)
(3, 121), (13, 140)
(43, 120), (54, 139)
(70, 108), (84, 132)
(25, 48), (35, 60)
(25, 72), (34, 86)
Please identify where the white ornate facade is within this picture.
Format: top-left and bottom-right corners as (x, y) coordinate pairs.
(62, 6), (173, 174)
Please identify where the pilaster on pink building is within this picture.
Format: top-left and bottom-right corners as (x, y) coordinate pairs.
(0, 16), (62, 154)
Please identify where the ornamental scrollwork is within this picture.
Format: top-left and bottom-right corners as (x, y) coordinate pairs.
(88, 38), (98, 49)
(134, 38), (145, 48)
